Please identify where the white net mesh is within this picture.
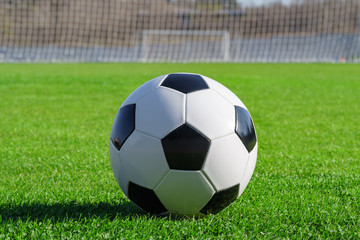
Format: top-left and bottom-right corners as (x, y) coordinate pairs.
(0, 0), (359, 62)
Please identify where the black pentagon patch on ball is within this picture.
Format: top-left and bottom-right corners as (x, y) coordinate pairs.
(200, 184), (239, 215)
(161, 73), (209, 94)
(161, 124), (210, 170)
(235, 106), (257, 152)
(128, 182), (167, 215)
(110, 104), (136, 150)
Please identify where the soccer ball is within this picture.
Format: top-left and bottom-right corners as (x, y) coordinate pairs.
(109, 73), (257, 216)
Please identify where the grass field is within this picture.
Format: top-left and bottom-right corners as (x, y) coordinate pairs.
(0, 63), (359, 239)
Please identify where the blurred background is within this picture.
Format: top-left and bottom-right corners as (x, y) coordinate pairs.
(0, 0), (359, 62)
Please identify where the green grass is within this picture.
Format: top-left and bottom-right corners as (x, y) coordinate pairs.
(0, 63), (359, 239)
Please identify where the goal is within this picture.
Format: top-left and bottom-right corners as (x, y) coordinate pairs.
(141, 30), (230, 62)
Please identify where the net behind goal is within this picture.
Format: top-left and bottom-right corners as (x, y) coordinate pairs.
(0, 0), (359, 62)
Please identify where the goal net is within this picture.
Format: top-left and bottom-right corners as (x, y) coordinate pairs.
(0, 0), (359, 62)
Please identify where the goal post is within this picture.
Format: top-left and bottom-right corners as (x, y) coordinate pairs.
(141, 30), (230, 62)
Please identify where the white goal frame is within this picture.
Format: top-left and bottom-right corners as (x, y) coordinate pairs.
(141, 30), (230, 62)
